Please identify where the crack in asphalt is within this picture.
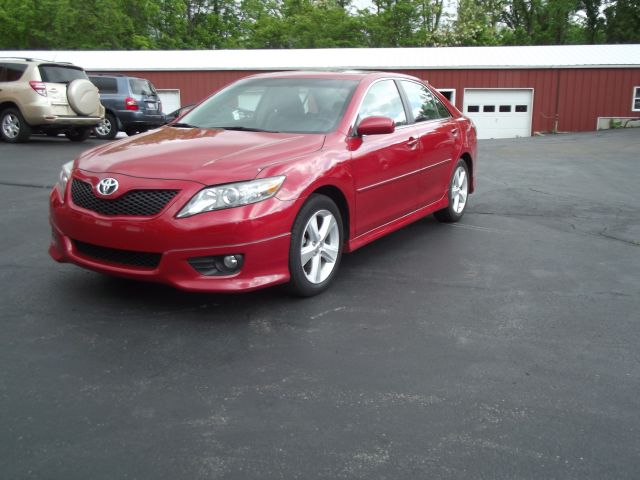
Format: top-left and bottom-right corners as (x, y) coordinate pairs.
(468, 211), (639, 247)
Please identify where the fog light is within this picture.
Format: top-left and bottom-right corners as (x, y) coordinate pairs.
(188, 254), (244, 276)
(223, 255), (239, 269)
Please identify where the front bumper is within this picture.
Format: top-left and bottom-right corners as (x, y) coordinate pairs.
(49, 172), (296, 292)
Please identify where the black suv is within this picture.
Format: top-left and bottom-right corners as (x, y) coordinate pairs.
(88, 74), (165, 139)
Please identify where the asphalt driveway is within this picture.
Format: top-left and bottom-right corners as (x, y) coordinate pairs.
(1, 129), (639, 479)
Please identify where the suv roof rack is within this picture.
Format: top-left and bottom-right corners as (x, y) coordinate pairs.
(0, 57), (78, 66)
(0, 56), (48, 62)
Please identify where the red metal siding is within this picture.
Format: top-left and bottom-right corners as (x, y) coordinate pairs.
(118, 67), (640, 133)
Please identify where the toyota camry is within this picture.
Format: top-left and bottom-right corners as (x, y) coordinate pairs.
(49, 71), (477, 296)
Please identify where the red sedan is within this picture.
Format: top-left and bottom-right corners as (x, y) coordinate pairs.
(49, 71), (477, 296)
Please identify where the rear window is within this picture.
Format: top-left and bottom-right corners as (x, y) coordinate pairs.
(0, 63), (28, 82)
(129, 78), (156, 95)
(39, 64), (87, 83)
(90, 76), (118, 94)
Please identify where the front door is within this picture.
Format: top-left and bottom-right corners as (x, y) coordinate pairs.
(352, 79), (420, 236)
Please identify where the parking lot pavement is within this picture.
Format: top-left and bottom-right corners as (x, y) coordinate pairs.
(1, 129), (639, 479)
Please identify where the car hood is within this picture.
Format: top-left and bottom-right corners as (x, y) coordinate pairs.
(77, 126), (326, 184)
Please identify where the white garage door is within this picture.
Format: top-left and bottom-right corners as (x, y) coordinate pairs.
(463, 89), (533, 139)
(157, 89), (181, 115)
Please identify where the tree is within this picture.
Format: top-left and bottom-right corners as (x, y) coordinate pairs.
(604, 0), (640, 43)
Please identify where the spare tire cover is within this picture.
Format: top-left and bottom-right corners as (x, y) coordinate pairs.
(67, 79), (100, 116)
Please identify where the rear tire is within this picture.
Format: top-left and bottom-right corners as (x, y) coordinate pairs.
(125, 128), (138, 136)
(65, 128), (91, 142)
(288, 194), (343, 297)
(434, 158), (469, 223)
(1, 108), (32, 143)
(94, 113), (118, 140)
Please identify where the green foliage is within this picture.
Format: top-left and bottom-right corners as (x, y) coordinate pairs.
(0, 0), (637, 50)
(604, 0), (640, 43)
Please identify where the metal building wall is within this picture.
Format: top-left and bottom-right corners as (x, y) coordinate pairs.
(402, 68), (640, 133)
(121, 68), (640, 133)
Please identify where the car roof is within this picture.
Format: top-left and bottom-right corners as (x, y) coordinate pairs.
(244, 70), (421, 82)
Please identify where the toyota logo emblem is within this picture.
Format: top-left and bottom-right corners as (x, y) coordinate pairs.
(97, 178), (119, 196)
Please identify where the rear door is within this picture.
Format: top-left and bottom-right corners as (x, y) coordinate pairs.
(89, 75), (119, 110)
(399, 80), (459, 206)
(0, 62), (28, 102)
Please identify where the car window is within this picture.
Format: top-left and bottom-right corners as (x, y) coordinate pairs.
(358, 80), (407, 126)
(181, 78), (358, 134)
(129, 78), (157, 96)
(38, 65), (87, 83)
(400, 80), (444, 122)
(434, 96), (452, 118)
(0, 63), (27, 82)
(90, 76), (118, 94)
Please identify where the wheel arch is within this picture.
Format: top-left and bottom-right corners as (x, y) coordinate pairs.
(460, 152), (474, 193)
(103, 109), (122, 130)
(0, 101), (23, 116)
(310, 185), (351, 242)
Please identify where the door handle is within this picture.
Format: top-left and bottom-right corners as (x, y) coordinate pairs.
(451, 128), (459, 136)
(407, 137), (419, 148)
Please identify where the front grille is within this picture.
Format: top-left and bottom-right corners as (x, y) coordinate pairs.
(71, 179), (179, 216)
(73, 240), (161, 269)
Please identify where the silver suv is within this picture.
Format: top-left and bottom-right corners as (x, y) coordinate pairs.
(0, 57), (104, 143)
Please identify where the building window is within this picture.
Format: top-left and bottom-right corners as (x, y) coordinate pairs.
(499, 105), (511, 112)
(467, 105), (480, 113)
(633, 87), (640, 112)
(483, 105), (495, 112)
(515, 105), (528, 113)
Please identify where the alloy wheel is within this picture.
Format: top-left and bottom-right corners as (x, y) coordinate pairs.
(451, 166), (468, 214)
(300, 209), (340, 284)
(2, 113), (20, 139)
(95, 117), (112, 136)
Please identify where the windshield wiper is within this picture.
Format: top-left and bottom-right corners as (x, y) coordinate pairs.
(171, 122), (196, 128)
(214, 126), (280, 133)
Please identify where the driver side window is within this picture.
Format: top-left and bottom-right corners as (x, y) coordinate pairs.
(358, 80), (407, 127)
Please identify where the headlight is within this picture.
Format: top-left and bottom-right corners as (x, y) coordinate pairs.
(56, 160), (74, 199)
(177, 176), (286, 218)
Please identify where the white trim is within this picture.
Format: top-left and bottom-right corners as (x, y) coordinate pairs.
(463, 88), (535, 138)
(632, 86), (640, 112)
(437, 88), (456, 105)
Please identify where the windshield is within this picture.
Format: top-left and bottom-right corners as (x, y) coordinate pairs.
(180, 78), (359, 134)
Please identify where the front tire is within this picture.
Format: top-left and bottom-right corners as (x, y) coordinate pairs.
(94, 113), (118, 140)
(65, 128), (92, 142)
(1, 108), (32, 143)
(288, 194), (344, 297)
(434, 159), (470, 223)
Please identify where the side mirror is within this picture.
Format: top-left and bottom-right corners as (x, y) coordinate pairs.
(356, 116), (395, 136)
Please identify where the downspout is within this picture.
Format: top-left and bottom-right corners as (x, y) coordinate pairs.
(553, 69), (562, 134)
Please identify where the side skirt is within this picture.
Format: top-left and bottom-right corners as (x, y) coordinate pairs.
(345, 194), (449, 253)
